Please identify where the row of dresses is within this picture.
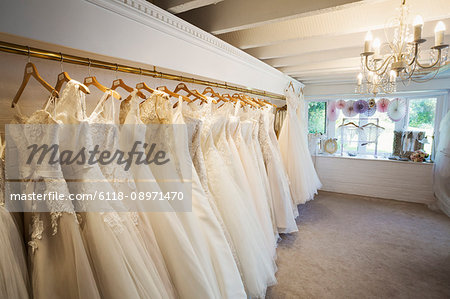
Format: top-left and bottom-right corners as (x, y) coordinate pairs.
(1, 79), (321, 298)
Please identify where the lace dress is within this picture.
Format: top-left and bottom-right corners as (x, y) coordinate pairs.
(140, 91), (224, 298)
(8, 95), (101, 299)
(278, 90), (322, 204)
(219, 102), (277, 256)
(54, 81), (168, 299)
(0, 157), (30, 299)
(88, 89), (177, 299)
(197, 99), (277, 298)
(259, 106), (298, 233)
(121, 91), (217, 299)
(169, 97), (247, 299)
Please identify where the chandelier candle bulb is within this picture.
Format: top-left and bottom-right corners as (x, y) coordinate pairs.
(357, 73), (363, 85)
(413, 15), (424, 41)
(434, 21), (445, 46)
(389, 70), (397, 82)
(364, 31), (373, 52)
(373, 38), (381, 57)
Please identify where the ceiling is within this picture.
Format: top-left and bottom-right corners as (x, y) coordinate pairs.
(151, 0), (450, 85)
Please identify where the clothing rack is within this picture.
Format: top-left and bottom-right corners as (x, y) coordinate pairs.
(0, 41), (286, 101)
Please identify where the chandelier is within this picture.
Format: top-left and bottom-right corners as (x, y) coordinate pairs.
(356, 0), (448, 95)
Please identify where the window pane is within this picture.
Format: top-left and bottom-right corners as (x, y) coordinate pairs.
(407, 98), (436, 154)
(308, 102), (326, 134)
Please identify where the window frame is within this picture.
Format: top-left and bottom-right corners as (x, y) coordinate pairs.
(305, 92), (448, 160)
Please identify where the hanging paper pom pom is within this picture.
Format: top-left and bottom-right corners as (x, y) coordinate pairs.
(377, 98), (390, 113)
(387, 98), (407, 122)
(342, 100), (357, 117)
(354, 100), (369, 114)
(336, 100), (346, 109)
(368, 99), (376, 108)
(364, 105), (377, 117)
(327, 100), (338, 121)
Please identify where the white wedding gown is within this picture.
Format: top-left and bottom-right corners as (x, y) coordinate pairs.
(121, 91), (219, 299)
(54, 81), (172, 299)
(0, 157), (30, 299)
(259, 106), (298, 233)
(8, 91), (101, 299)
(279, 90), (322, 205)
(193, 99), (277, 298)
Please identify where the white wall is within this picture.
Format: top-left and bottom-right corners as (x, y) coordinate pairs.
(314, 156), (435, 204)
(0, 0), (302, 95)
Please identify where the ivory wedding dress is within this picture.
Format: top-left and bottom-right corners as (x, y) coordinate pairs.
(259, 106), (298, 233)
(54, 81), (171, 299)
(220, 102), (277, 254)
(0, 156), (30, 299)
(195, 99), (277, 298)
(88, 90), (177, 299)
(8, 90), (101, 299)
(278, 90), (322, 205)
(121, 91), (218, 299)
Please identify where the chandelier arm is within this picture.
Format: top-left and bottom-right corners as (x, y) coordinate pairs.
(415, 49), (442, 69)
(364, 55), (395, 74)
(411, 68), (440, 83)
(407, 43), (418, 67)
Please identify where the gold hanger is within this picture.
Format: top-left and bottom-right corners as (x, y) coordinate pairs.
(338, 122), (360, 128)
(111, 64), (145, 99)
(361, 122), (385, 130)
(55, 53), (90, 94)
(83, 59), (121, 100)
(222, 93), (244, 107)
(173, 83), (208, 104)
(203, 87), (228, 104)
(12, 48), (59, 108)
(156, 85), (192, 103)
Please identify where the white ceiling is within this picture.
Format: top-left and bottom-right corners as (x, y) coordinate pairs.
(152, 0), (450, 85)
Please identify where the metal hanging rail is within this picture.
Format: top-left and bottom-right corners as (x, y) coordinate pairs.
(0, 41), (286, 100)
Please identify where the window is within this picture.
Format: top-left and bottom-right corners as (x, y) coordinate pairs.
(307, 101), (327, 134)
(307, 96), (440, 160)
(406, 98), (436, 154)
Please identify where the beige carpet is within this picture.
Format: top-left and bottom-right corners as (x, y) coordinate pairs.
(267, 192), (450, 299)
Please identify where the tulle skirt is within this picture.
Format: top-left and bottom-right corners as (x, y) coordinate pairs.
(279, 112), (322, 205)
(0, 207), (30, 299)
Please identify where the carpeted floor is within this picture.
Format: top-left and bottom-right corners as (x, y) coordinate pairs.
(267, 192), (450, 299)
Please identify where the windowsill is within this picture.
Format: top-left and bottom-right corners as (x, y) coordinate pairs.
(312, 153), (434, 165)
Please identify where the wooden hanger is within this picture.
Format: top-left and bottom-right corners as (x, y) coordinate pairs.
(173, 83), (208, 104)
(260, 98), (277, 107)
(83, 60), (121, 100)
(111, 65), (146, 99)
(12, 61), (59, 108)
(287, 81), (295, 93)
(361, 122), (385, 130)
(233, 93), (259, 108)
(136, 82), (155, 94)
(156, 85), (192, 103)
(55, 54), (90, 94)
(338, 122), (361, 128)
(202, 87), (227, 103)
(222, 93), (244, 106)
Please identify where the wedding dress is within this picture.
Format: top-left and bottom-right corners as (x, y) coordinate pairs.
(278, 90), (322, 205)
(121, 91), (218, 299)
(259, 106), (298, 233)
(0, 155), (30, 299)
(54, 81), (170, 299)
(140, 91), (223, 298)
(88, 90), (177, 299)
(195, 99), (277, 298)
(8, 91), (101, 299)
(220, 102), (277, 254)
(171, 97), (247, 299)
(434, 110), (450, 217)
